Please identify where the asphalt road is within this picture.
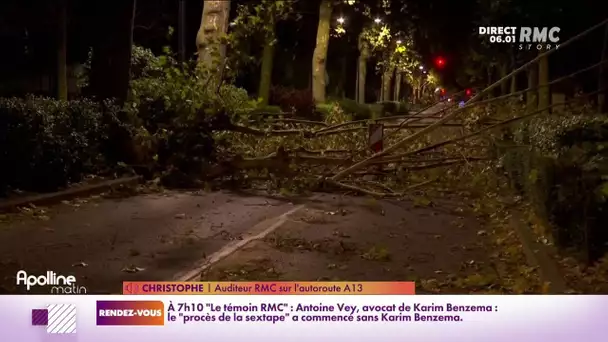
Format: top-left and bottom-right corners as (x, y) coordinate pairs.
(0, 190), (300, 294)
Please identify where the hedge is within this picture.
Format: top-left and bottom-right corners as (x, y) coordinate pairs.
(0, 96), (135, 195)
(499, 114), (608, 263)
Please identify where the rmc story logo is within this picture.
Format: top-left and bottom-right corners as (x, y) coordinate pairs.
(16, 270), (87, 294)
(478, 26), (561, 50)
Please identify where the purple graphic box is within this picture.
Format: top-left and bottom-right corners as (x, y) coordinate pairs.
(31, 309), (48, 326)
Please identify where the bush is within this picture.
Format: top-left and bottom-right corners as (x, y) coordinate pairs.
(499, 114), (608, 262)
(128, 57), (256, 185)
(331, 98), (371, 121)
(269, 86), (318, 120)
(0, 96), (134, 195)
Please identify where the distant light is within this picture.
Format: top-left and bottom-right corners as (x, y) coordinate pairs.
(337, 17), (345, 24)
(435, 56), (446, 68)
(396, 40), (402, 44)
(229, 21), (236, 26)
(423, 71), (427, 74)
(447, 98), (452, 102)
(374, 18), (381, 23)
(459, 101), (465, 108)
(435, 87), (440, 92)
(419, 65), (424, 70)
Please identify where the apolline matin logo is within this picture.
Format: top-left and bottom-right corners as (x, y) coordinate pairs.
(16, 270), (87, 294)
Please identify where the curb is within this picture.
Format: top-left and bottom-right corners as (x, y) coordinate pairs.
(0, 176), (142, 212)
(509, 212), (568, 293)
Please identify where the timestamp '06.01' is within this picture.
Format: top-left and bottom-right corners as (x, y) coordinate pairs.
(489, 35), (516, 43)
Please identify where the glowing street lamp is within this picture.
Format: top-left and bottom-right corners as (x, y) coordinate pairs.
(419, 65), (424, 70)
(396, 40), (402, 44)
(337, 17), (345, 24)
(374, 18), (381, 24)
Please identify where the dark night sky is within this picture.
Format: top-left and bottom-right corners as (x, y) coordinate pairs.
(0, 0), (605, 95)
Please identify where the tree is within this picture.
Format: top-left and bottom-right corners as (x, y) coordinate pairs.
(357, 32), (370, 103)
(195, 0), (231, 82)
(312, 0), (333, 103)
(376, 33), (420, 103)
(57, 0), (68, 100)
(229, 1), (296, 106)
(88, 0), (136, 104)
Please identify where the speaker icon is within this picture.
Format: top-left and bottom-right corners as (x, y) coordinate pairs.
(123, 282), (139, 294)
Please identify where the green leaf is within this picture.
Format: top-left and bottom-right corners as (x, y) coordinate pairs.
(597, 181), (608, 201)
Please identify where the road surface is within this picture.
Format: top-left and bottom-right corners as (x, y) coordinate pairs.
(0, 190), (299, 294)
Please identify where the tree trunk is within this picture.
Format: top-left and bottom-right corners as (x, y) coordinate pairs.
(178, 0), (187, 65)
(394, 72), (402, 101)
(486, 66), (493, 99)
(598, 23), (608, 113)
(57, 0), (68, 100)
(195, 0), (231, 80)
(537, 51), (550, 115)
(88, 0), (136, 104)
(526, 65), (538, 113)
(357, 35), (369, 104)
(355, 65), (359, 102)
(312, 0), (332, 103)
(510, 53), (517, 94)
(381, 67), (394, 102)
(258, 34), (275, 106)
(510, 72), (517, 94)
(499, 63), (508, 96)
(337, 56), (346, 97)
(357, 55), (367, 103)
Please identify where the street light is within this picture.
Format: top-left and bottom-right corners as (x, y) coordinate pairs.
(396, 40), (402, 44)
(419, 65), (424, 70)
(337, 17), (345, 24)
(374, 18), (381, 23)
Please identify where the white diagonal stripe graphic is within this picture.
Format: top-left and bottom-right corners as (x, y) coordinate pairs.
(47, 304), (76, 334)
(47, 304), (69, 324)
(50, 306), (75, 334)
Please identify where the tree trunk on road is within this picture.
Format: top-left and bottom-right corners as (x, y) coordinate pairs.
(312, 0), (332, 103)
(537, 51), (550, 115)
(57, 0), (68, 100)
(195, 0), (231, 81)
(88, 0), (136, 104)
